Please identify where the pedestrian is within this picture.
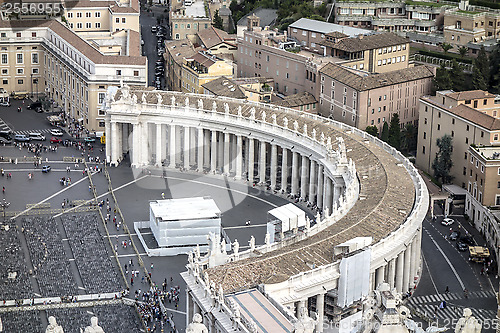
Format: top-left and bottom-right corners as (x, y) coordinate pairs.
(2, 186), (4, 194)
(445, 286), (449, 293)
(151, 263), (154, 270)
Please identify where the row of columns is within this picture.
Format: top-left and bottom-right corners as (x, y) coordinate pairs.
(109, 122), (346, 213)
(373, 228), (422, 294)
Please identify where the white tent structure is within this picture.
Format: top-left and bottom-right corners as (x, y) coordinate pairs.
(267, 203), (306, 243)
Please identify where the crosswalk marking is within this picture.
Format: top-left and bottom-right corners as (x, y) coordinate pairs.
(14, 129), (52, 135)
(0, 118), (12, 132)
(407, 290), (496, 322)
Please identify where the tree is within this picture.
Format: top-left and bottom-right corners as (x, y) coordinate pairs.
(380, 121), (389, 142)
(388, 113), (401, 149)
(450, 60), (465, 91)
(365, 126), (379, 137)
(458, 46), (468, 57)
(432, 134), (454, 184)
(440, 43), (453, 53)
(213, 10), (224, 30)
(401, 123), (417, 154)
(432, 64), (452, 93)
(489, 41), (500, 93)
(472, 46), (489, 91)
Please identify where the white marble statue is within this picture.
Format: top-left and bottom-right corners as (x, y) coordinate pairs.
(337, 137), (347, 163)
(221, 238), (227, 254)
(305, 216), (311, 230)
(218, 285), (224, 305)
(81, 317), (104, 333)
(195, 244), (201, 260)
(224, 103), (230, 114)
(156, 93), (163, 106)
(315, 212), (321, 224)
(261, 110), (266, 122)
(264, 232), (270, 247)
(320, 132), (325, 145)
(141, 92), (147, 104)
(303, 124), (308, 136)
(184, 97), (190, 108)
(324, 207), (329, 217)
(46, 316), (64, 333)
(294, 308), (317, 333)
(188, 251), (194, 267)
(293, 120), (299, 132)
(171, 96), (175, 106)
(250, 107), (256, 120)
(207, 232), (216, 255)
(212, 101), (217, 112)
(237, 106), (242, 117)
(203, 271), (210, 287)
(131, 94), (137, 105)
(120, 85), (129, 101)
(232, 239), (239, 255)
(271, 114), (277, 125)
(194, 261), (200, 277)
(311, 128), (316, 141)
(249, 235), (255, 252)
(198, 99), (203, 110)
(455, 308), (482, 333)
(283, 117), (288, 129)
(186, 313), (208, 333)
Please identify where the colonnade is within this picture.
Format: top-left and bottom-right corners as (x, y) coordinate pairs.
(107, 121), (346, 213)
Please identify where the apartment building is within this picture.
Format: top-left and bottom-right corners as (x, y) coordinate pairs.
(64, 0), (140, 33)
(196, 26), (237, 59)
(0, 19), (147, 131)
(275, 92), (318, 113)
(164, 39), (196, 91)
(416, 90), (500, 191)
(287, 18), (369, 55)
(170, 0), (212, 42)
(321, 32), (410, 73)
(333, 0), (454, 33)
(443, 1), (500, 48)
(181, 51), (233, 94)
(318, 63), (434, 130)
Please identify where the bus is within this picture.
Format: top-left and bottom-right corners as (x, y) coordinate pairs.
(469, 246), (490, 263)
(100, 134), (105, 144)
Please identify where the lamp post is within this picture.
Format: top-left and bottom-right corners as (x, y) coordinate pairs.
(1, 198), (10, 220)
(30, 73), (33, 98)
(33, 78), (38, 101)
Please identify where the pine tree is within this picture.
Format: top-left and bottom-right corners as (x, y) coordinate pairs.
(432, 64), (452, 93)
(388, 113), (401, 150)
(365, 126), (379, 137)
(213, 10), (224, 30)
(432, 134), (454, 184)
(472, 46), (489, 91)
(450, 60), (465, 91)
(380, 121), (389, 142)
(489, 41), (500, 93)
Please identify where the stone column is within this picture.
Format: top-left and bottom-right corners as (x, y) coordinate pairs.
(296, 299), (306, 319)
(388, 258), (396, 289)
(168, 124), (176, 168)
(197, 128), (204, 171)
(317, 164), (324, 210)
(111, 121), (118, 165)
(300, 155), (309, 200)
(231, 135), (237, 174)
(325, 178), (333, 215)
(176, 125), (182, 165)
(376, 265), (385, 288)
(403, 244), (412, 292)
(132, 123), (140, 167)
(333, 184), (342, 206)
(156, 123), (163, 167)
(235, 135), (243, 179)
(281, 148), (288, 192)
(410, 237), (417, 290)
(259, 140), (267, 183)
(415, 229), (422, 278)
(116, 123), (123, 162)
(211, 131), (217, 173)
(396, 251), (404, 293)
(248, 138), (255, 183)
(105, 117), (111, 162)
(316, 294), (325, 333)
(308, 160), (316, 204)
(218, 132), (224, 171)
(291, 152), (299, 195)
(203, 130), (210, 169)
(141, 122), (150, 165)
(270, 144), (278, 189)
(223, 132), (230, 175)
(183, 126), (190, 169)
(190, 125), (197, 164)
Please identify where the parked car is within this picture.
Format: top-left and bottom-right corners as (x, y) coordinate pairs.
(50, 128), (64, 136)
(27, 101), (42, 110)
(441, 218), (454, 226)
(0, 137), (12, 144)
(50, 137), (62, 143)
(14, 134), (30, 142)
(84, 136), (96, 143)
(28, 132), (46, 141)
(151, 25), (158, 33)
(0, 101), (11, 107)
(42, 165), (51, 173)
(457, 241), (468, 252)
(460, 235), (475, 246)
(0, 130), (12, 140)
(449, 231), (459, 241)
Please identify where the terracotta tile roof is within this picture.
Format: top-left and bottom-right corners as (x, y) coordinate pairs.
(128, 29), (141, 57)
(325, 31), (349, 38)
(328, 32), (408, 52)
(189, 51), (217, 68)
(201, 76), (246, 99)
(275, 92), (317, 108)
(197, 26), (234, 49)
(423, 97), (500, 130)
(64, 0), (113, 8)
(109, 4), (138, 13)
(445, 90), (496, 101)
(320, 63), (435, 91)
(0, 20), (146, 65)
(165, 39), (196, 64)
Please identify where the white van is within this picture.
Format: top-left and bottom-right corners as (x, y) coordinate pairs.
(184, 0), (193, 5)
(29, 132), (46, 141)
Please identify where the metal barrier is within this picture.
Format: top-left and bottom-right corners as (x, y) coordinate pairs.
(6, 206), (97, 216)
(26, 202), (51, 209)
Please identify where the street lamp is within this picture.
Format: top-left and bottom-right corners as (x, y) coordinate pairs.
(1, 198), (10, 220)
(30, 73), (33, 98)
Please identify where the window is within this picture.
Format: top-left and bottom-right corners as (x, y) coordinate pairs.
(422, 146), (426, 154)
(86, 12), (91, 17)
(496, 195), (500, 206)
(1, 54), (7, 64)
(16, 53), (23, 64)
(464, 152), (468, 160)
(98, 93), (105, 104)
(311, 32), (316, 38)
(474, 100), (478, 108)
(16, 32), (21, 38)
(134, 70), (139, 76)
(32, 68), (39, 74)
(175, 34), (180, 39)
(31, 53), (38, 64)
(452, 119), (455, 124)
(95, 22), (101, 28)
(116, 70), (121, 76)
(122, 18), (126, 23)
(466, 125), (470, 131)
(1, 69), (6, 75)
(86, 22), (91, 29)
(116, 18), (120, 23)
(423, 132), (426, 139)
(495, 134), (499, 141)
(2, 80), (6, 85)
(17, 79), (23, 84)
(497, 181), (500, 188)
(95, 12), (101, 17)
(16, 68), (23, 75)
(77, 23), (82, 29)
(484, 99), (487, 105)
(68, 12), (73, 18)
(77, 12), (82, 18)
(437, 124), (440, 130)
